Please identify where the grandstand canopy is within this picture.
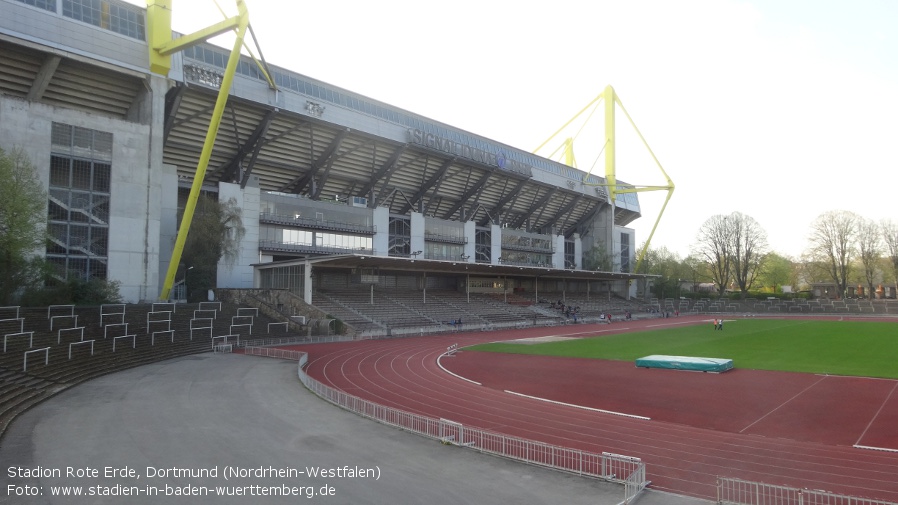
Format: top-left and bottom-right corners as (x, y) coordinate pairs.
(256, 254), (644, 284)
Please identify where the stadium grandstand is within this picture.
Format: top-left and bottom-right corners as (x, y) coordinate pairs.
(0, 0), (650, 320)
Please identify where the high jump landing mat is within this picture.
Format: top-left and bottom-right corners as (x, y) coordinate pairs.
(635, 355), (734, 373)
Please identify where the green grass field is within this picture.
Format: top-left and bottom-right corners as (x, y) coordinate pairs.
(466, 319), (898, 378)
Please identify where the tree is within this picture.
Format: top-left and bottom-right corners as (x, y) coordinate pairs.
(881, 219), (898, 297)
(805, 210), (859, 299)
(0, 147), (47, 304)
(856, 218), (882, 299)
(728, 212), (769, 297)
(692, 214), (731, 296)
(682, 254), (711, 293)
(180, 195), (245, 302)
(639, 245), (686, 299)
(756, 252), (794, 294)
(582, 239), (614, 271)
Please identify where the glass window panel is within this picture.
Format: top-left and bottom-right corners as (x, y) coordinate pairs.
(51, 123), (72, 153)
(92, 196), (110, 223)
(93, 132), (112, 160)
(90, 227), (108, 256)
(68, 257), (88, 279)
(93, 163), (111, 192)
(14, 0), (57, 11)
(88, 259), (107, 278)
(72, 160), (91, 189)
(50, 156), (70, 186)
(48, 199), (68, 221)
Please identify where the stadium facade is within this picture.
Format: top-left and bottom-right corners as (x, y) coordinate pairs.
(0, 0), (645, 304)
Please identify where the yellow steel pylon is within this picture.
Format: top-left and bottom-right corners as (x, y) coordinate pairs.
(147, 0), (275, 300)
(534, 85), (674, 275)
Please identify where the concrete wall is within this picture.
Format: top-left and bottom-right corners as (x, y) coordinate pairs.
(0, 94), (161, 303)
(217, 179), (260, 289)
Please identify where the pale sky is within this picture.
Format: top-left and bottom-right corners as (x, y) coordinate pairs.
(141, 0), (898, 259)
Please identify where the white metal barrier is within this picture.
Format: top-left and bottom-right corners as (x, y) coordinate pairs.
(69, 340), (95, 359)
(112, 334), (136, 351)
(267, 321), (288, 333)
(153, 302), (176, 314)
(239, 335), (354, 348)
(213, 343), (233, 353)
(190, 318), (213, 339)
(199, 301), (221, 314)
(0, 306), (20, 319)
(50, 314), (78, 331)
(236, 307), (258, 318)
(194, 309), (217, 320)
(57, 326), (84, 344)
(24, 347), (50, 371)
(151, 330), (175, 344)
(104, 322), (129, 339)
(242, 345), (648, 504)
(100, 304), (125, 326)
(0, 318), (24, 333)
(230, 323), (252, 336)
(4, 331), (33, 352)
(212, 334), (239, 350)
(717, 477), (898, 505)
(47, 304), (74, 319)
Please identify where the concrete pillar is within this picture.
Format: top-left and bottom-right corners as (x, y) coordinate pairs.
(372, 206), (389, 256)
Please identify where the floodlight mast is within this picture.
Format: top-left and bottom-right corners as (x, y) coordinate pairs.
(147, 0), (276, 300)
(533, 85), (675, 277)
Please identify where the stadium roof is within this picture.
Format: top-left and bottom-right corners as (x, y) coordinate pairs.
(0, 1), (642, 240)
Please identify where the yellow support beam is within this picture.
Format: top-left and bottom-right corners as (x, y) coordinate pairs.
(155, 16), (242, 56)
(604, 85), (618, 203)
(151, 0), (251, 300)
(146, 0), (173, 75)
(537, 85), (675, 277)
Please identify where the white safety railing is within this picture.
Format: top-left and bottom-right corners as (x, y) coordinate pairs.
(100, 304), (125, 327)
(152, 302), (176, 314)
(243, 345), (648, 504)
(194, 309), (217, 320)
(238, 335), (354, 348)
(4, 331), (33, 352)
(146, 311), (172, 334)
(1, 318), (25, 334)
(267, 322), (289, 333)
(47, 304), (74, 319)
(69, 340), (95, 359)
(24, 347), (50, 371)
(103, 322), (129, 340)
(190, 318), (213, 339)
(57, 326), (84, 344)
(212, 334), (239, 351)
(151, 329), (175, 344)
(718, 477), (897, 505)
(112, 334), (136, 351)
(50, 314), (78, 331)
(199, 301), (222, 314)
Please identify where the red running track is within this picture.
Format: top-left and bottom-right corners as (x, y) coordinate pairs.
(289, 316), (898, 502)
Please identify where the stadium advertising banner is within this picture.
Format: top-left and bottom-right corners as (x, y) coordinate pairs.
(407, 128), (532, 177)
